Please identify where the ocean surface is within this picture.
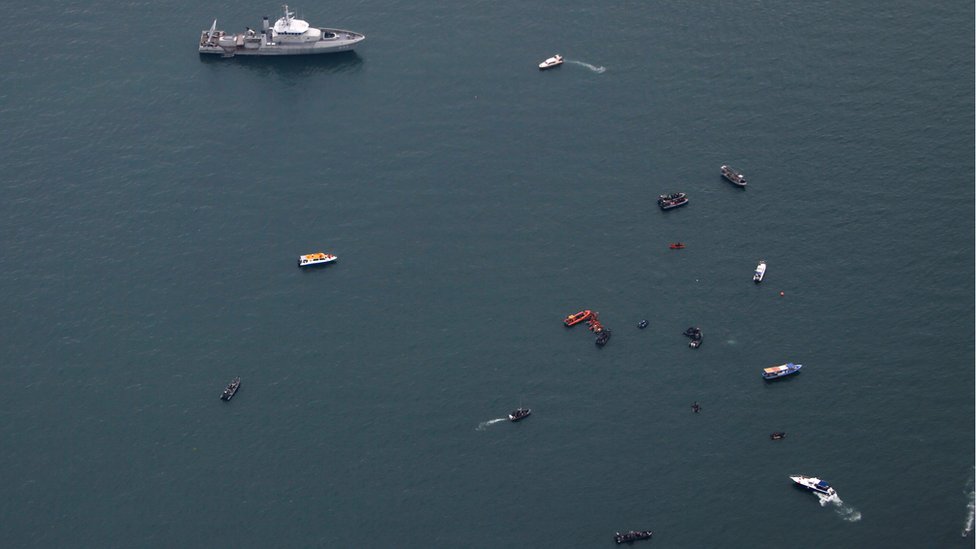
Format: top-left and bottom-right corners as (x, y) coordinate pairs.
(1, 1), (973, 547)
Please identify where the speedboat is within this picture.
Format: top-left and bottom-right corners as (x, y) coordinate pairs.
(595, 329), (611, 347)
(770, 431), (787, 440)
(790, 475), (836, 497)
(753, 260), (766, 282)
(614, 530), (653, 544)
(299, 252), (338, 267)
(220, 377), (241, 401)
(762, 363), (802, 380)
(564, 309), (593, 326)
(721, 165), (747, 187)
(669, 242), (685, 249)
(538, 54), (563, 70)
(509, 408), (531, 421)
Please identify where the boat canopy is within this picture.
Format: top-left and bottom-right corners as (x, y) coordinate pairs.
(764, 365), (788, 373)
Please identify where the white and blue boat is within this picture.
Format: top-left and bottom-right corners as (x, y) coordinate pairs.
(790, 475), (836, 497)
(762, 362), (802, 380)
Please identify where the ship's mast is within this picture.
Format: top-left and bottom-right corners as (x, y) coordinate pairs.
(282, 4), (292, 25)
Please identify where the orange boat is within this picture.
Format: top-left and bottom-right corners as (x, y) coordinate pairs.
(564, 310), (593, 326)
(669, 242), (685, 249)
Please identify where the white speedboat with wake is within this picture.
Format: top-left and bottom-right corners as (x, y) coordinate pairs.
(538, 54), (563, 70)
(790, 475), (836, 497)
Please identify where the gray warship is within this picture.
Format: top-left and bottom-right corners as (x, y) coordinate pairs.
(200, 5), (365, 57)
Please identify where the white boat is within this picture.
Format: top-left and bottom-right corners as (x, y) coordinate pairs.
(538, 54), (563, 70)
(298, 252), (338, 267)
(790, 475), (836, 497)
(753, 260), (766, 283)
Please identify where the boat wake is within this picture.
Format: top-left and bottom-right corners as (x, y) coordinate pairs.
(566, 60), (606, 74)
(817, 492), (862, 522)
(476, 418), (507, 431)
(963, 471), (975, 537)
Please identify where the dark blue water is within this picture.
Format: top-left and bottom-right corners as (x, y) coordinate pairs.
(1, 1), (973, 547)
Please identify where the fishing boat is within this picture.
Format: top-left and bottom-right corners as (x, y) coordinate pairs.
(538, 54), (563, 70)
(614, 530), (653, 544)
(509, 408), (532, 422)
(299, 252), (338, 267)
(753, 260), (766, 282)
(721, 165), (747, 187)
(564, 309), (593, 326)
(658, 193), (689, 210)
(762, 363), (802, 380)
(220, 377), (241, 401)
(669, 242), (685, 249)
(790, 475), (836, 497)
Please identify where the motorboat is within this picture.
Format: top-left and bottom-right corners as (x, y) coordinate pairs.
(595, 329), (611, 347)
(220, 377), (241, 401)
(770, 431), (787, 440)
(669, 242), (685, 249)
(509, 408), (532, 422)
(637, 319), (648, 329)
(762, 363), (802, 380)
(614, 530), (653, 544)
(721, 165), (747, 187)
(538, 54), (563, 70)
(790, 475), (836, 497)
(753, 260), (766, 282)
(658, 193), (689, 210)
(299, 252), (338, 267)
(564, 309), (593, 326)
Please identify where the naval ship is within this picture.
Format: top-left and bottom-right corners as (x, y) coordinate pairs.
(200, 5), (365, 57)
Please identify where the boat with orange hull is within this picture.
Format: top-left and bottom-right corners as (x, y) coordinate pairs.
(564, 310), (593, 326)
(669, 242), (685, 249)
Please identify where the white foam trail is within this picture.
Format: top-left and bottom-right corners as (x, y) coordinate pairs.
(817, 492), (862, 522)
(963, 475), (975, 537)
(476, 418), (507, 431)
(566, 60), (606, 74)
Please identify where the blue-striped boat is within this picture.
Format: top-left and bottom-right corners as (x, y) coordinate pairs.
(762, 363), (802, 380)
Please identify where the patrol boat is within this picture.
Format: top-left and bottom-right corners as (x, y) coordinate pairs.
(200, 5), (365, 57)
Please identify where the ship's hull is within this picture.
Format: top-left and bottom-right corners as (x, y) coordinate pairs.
(200, 28), (364, 56)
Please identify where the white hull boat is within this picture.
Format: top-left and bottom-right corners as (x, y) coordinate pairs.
(539, 54), (563, 70)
